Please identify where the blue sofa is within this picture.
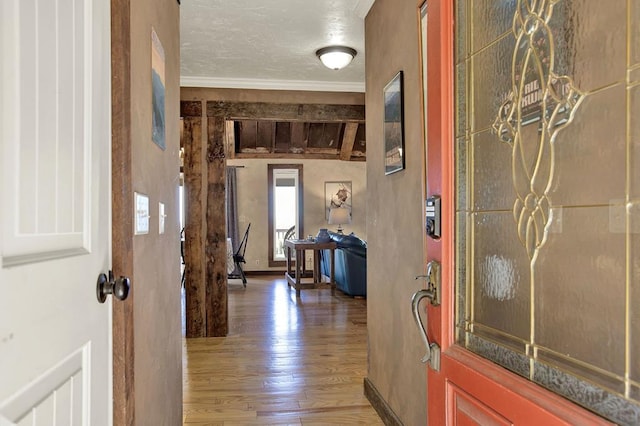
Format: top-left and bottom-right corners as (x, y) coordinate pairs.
(320, 231), (367, 297)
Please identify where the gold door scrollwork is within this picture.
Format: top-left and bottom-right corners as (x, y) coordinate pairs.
(492, 0), (584, 263)
(453, 0), (640, 423)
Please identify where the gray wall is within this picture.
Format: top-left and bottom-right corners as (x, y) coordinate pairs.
(365, 0), (428, 423)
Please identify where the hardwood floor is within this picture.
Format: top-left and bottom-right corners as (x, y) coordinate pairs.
(182, 276), (383, 425)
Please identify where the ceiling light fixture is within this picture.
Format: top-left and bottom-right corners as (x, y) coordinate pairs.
(316, 46), (357, 70)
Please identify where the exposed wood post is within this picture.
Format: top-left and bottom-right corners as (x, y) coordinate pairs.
(181, 101), (207, 338)
(340, 123), (358, 161)
(224, 120), (235, 159)
(206, 116), (228, 336)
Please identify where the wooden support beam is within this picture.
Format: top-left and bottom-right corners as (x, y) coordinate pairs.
(224, 120), (235, 159)
(207, 101), (365, 122)
(234, 152), (341, 160)
(239, 121), (258, 150)
(290, 122), (308, 153)
(180, 100), (202, 117)
(183, 116), (206, 338)
(257, 121), (273, 151)
(354, 122), (367, 154)
(340, 123), (358, 161)
(274, 122), (291, 152)
(206, 117), (228, 337)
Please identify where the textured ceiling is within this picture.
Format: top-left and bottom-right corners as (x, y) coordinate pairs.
(180, 0), (372, 92)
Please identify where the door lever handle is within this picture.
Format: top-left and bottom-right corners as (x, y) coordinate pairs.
(412, 261), (441, 370)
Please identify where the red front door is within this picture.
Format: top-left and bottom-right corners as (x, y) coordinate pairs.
(419, 1), (634, 424)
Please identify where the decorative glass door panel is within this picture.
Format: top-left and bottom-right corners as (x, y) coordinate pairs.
(455, 1), (640, 423)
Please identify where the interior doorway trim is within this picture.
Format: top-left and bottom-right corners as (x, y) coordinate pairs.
(111, 0), (135, 423)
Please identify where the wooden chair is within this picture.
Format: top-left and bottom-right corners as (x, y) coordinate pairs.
(283, 225), (296, 242)
(180, 227), (186, 287)
(229, 223), (251, 287)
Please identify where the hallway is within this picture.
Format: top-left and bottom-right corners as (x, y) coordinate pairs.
(182, 276), (382, 424)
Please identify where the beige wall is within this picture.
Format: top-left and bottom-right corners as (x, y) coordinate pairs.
(365, 0), (428, 424)
(227, 158), (366, 271)
(131, 0), (182, 423)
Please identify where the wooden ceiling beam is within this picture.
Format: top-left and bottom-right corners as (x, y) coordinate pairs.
(233, 151), (366, 162)
(340, 123), (358, 161)
(234, 152), (341, 160)
(181, 100), (202, 117)
(207, 101), (364, 122)
(290, 122), (308, 154)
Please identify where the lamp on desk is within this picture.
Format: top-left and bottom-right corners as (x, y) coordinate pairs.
(328, 208), (351, 234)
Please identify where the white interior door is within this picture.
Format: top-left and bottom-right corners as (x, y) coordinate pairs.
(0, 0), (112, 424)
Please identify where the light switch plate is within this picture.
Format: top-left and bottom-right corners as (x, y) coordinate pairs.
(134, 192), (149, 235)
(158, 202), (166, 234)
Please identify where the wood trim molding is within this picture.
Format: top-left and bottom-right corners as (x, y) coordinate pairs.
(111, 0), (134, 423)
(363, 378), (403, 426)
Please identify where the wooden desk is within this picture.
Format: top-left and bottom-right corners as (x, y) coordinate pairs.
(284, 239), (337, 297)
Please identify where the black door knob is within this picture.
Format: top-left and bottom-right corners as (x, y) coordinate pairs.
(96, 270), (131, 303)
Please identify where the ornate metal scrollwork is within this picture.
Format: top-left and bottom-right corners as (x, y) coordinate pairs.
(492, 0), (585, 262)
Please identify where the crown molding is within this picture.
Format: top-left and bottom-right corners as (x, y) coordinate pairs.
(180, 76), (365, 93)
(352, 0), (375, 19)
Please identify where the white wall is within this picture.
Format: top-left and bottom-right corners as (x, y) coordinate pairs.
(227, 158), (367, 271)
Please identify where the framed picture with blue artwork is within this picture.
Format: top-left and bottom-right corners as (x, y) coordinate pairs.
(151, 28), (166, 150)
(384, 71), (405, 175)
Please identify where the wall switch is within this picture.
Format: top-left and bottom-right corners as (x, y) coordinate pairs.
(134, 192), (149, 235)
(158, 202), (165, 234)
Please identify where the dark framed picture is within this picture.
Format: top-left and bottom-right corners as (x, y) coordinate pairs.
(383, 71), (405, 175)
(151, 28), (166, 150)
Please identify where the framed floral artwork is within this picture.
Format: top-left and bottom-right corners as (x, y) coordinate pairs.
(325, 181), (352, 221)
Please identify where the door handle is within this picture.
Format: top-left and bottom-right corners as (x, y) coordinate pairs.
(96, 270), (131, 303)
(412, 261), (441, 370)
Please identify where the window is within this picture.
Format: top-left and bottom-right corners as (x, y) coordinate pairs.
(268, 164), (303, 267)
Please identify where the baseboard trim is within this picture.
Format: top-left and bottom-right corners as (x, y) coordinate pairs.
(364, 377), (403, 426)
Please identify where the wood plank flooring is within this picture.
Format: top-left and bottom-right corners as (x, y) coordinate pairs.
(182, 276), (383, 425)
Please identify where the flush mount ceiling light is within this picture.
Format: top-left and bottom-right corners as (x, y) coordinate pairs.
(316, 46), (357, 70)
